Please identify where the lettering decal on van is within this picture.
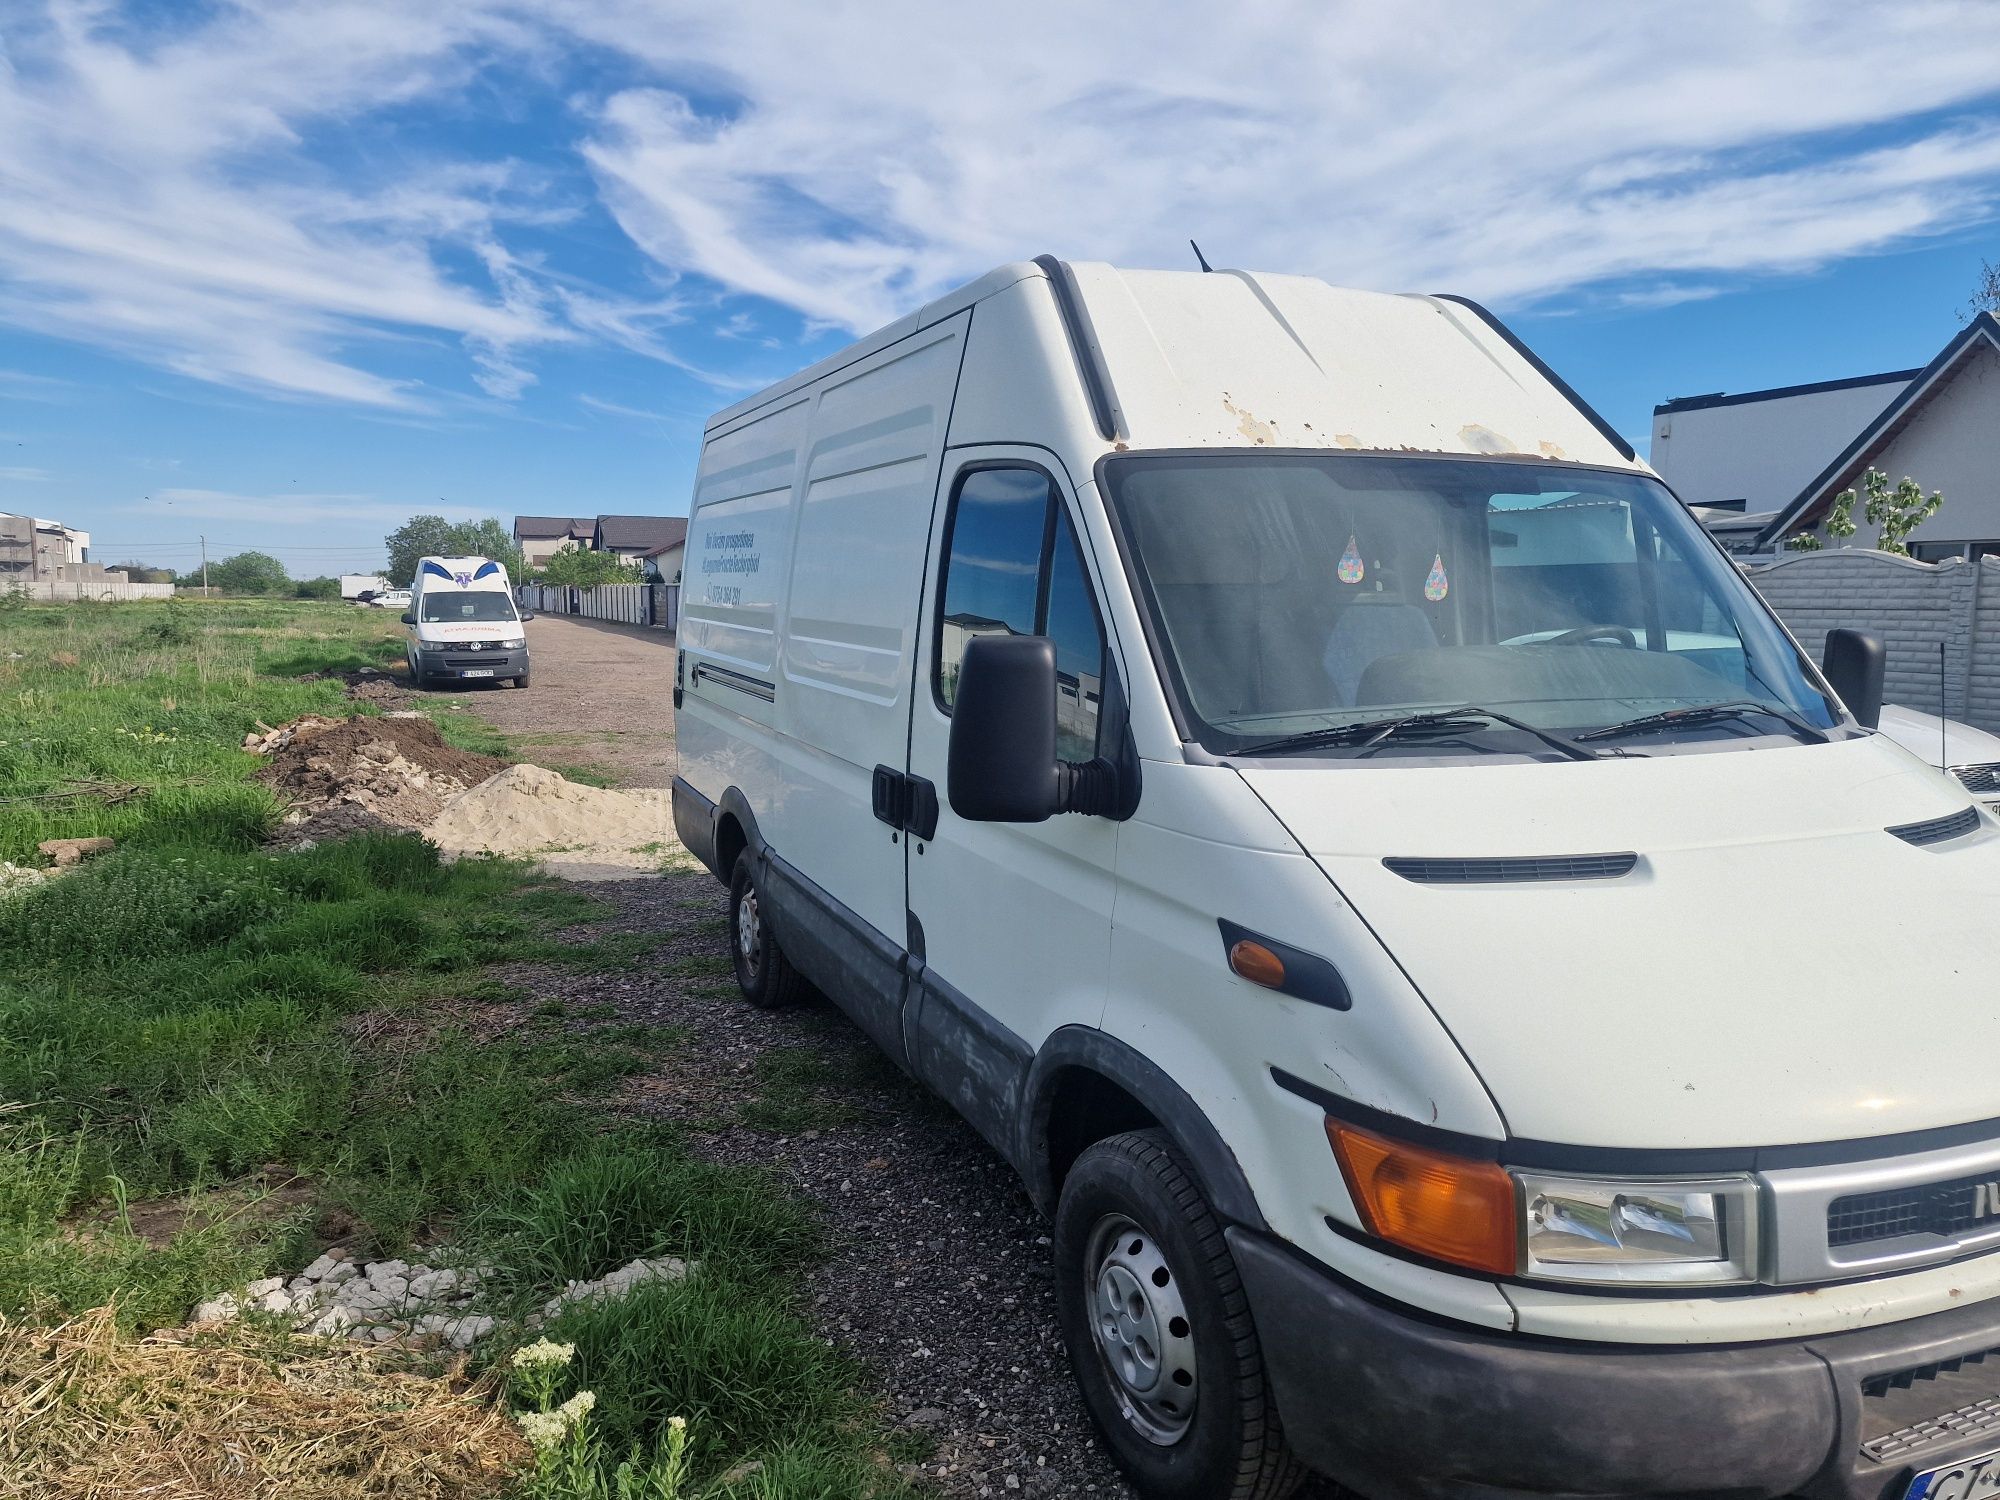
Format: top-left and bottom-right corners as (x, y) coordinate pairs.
(701, 529), (760, 606)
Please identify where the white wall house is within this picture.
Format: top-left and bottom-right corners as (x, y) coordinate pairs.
(512, 516), (593, 567)
(1654, 313), (2000, 561)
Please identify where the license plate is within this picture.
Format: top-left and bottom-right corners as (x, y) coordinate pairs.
(1907, 1448), (2000, 1499)
(459, 668), (495, 678)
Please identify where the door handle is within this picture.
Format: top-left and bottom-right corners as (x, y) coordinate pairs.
(871, 766), (938, 840)
(905, 776), (938, 840)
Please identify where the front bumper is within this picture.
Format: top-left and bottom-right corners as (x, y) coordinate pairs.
(1232, 1228), (2000, 1500)
(420, 648), (527, 679)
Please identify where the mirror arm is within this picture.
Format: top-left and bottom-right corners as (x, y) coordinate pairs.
(1056, 757), (1120, 817)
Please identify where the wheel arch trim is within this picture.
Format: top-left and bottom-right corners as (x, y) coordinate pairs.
(1024, 1026), (1268, 1232)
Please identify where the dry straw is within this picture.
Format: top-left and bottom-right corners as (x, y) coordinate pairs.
(0, 1305), (528, 1499)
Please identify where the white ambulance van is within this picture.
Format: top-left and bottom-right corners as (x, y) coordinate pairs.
(400, 555), (531, 688)
(671, 259), (2000, 1500)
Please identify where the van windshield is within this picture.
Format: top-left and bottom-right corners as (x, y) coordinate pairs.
(420, 592), (518, 624)
(1100, 453), (1843, 759)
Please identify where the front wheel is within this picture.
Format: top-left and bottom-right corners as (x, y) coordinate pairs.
(512, 670), (531, 689)
(727, 851), (808, 1010)
(1054, 1131), (1304, 1500)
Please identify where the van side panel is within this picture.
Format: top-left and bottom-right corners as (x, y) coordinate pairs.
(765, 314), (968, 956)
(679, 312), (971, 1054)
(684, 396), (809, 682)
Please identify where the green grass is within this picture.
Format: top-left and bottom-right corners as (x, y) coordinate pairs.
(0, 599), (926, 1499)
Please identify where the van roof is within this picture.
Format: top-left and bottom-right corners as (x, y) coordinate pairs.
(705, 259), (1642, 472)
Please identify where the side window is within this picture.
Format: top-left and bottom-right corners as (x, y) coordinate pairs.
(1045, 508), (1107, 759)
(937, 468), (1049, 707)
(936, 467), (1109, 759)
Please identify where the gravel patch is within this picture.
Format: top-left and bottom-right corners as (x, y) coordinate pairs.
(514, 872), (1349, 1500)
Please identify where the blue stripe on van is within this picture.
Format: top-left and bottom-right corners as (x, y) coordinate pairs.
(473, 561), (501, 580)
(420, 560), (454, 580)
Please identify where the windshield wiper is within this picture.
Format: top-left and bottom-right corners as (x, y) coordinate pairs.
(1231, 706), (1604, 762)
(1575, 700), (1829, 745)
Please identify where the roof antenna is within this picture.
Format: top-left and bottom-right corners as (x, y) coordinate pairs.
(1190, 239), (1214, 273)
(1941, 639), (1949, 772)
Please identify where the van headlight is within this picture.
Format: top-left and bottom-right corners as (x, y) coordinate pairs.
(499, 637), (526, 650)
(418, 639), (450, 652)
(1517, 1172), (1758, 1286)
(1328, 1122), (1760, 1286)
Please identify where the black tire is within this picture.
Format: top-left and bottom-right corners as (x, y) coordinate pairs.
(727, 851), (809, 1010)
(1053, 1130), (1305, 1500)
(512, 670), (530, 689)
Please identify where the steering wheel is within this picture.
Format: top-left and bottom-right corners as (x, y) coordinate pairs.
(1536, 624), (1637, 648)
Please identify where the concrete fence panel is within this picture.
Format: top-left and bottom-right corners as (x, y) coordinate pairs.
(517, 581), (676, 631)
(1746, 550), (1999, 731)
(7, 579), (177, 602)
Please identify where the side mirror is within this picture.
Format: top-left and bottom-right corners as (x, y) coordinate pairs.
(1823, 628), (1885, 729)
(399, 612), (416, 626)
(518, 610), (535, 622)
(948, 635), (1062, 822)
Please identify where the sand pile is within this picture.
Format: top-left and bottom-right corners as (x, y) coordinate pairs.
(423, 764), (679, 880)
(255, 716), (508, 845)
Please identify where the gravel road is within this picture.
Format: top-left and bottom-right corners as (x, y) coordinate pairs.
(422, 613), (679, 787)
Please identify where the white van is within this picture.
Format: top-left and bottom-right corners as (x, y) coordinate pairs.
(400, 555), (531, 688)
(670, 259), (2000, 1500)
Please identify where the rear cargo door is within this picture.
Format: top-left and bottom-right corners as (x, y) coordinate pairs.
(900, 451), (1119, 1152)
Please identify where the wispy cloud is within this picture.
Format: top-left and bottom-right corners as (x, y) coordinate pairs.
(2, 0), (1999, 411)
(142, 487), (489, 526)
(0, 465), (50, 480)
(569, 1), (2000, 327)
(578, 394), (677, 422)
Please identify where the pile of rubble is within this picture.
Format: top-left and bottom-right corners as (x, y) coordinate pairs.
(191, 1248), (694, 1349)
(1, 837), (117, 901)
(249, 715), (507, 845)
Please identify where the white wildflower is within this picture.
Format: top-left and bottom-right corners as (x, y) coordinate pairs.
(555, 1390), (596, 1424)
(516, 1410), (570, 1450)
(510, 1338), (575, 1371)
(668, 1415), (687, 1432)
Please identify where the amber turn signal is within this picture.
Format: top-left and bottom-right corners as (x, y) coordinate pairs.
(1327, 1121), (1518, 1276)
(1227, 939), (1287, 989)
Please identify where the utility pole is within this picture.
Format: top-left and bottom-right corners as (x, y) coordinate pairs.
(200, 534), (209, 596)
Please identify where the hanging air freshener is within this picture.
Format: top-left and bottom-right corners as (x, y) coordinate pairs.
(1424, 553), (1449, 602)
(1337, 535), (1365, 585)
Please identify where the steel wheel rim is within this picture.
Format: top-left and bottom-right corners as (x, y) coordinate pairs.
(736, 887), (763, 981)
(1084, 1213), (1198, 1445)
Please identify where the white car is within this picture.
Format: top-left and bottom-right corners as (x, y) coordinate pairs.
(672, 259), (2000, 1500)
(367, 588), (411, 611)
(1878, 702), (2000, 813)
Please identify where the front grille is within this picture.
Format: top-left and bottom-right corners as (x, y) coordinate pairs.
(1862, 1348), (2000, 1462)
(1955, 763), (2000, 796)
(1887, 807), (1982, 847)
(1382, 853), (1637, 884)
(1828, 1171), (2000, 1248)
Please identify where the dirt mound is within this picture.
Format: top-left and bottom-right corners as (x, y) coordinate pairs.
(424, 763), (680, 879)
(255, 716), (507, 845)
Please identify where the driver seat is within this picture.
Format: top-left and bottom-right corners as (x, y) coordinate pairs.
(1323, 603), (1438, 706)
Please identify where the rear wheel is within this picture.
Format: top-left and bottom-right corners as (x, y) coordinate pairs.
(727, 851), (808, 1010)
(1054, 1131), (1304, 1500)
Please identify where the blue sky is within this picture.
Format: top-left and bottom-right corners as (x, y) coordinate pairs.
(2, 1), (1998, 578)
